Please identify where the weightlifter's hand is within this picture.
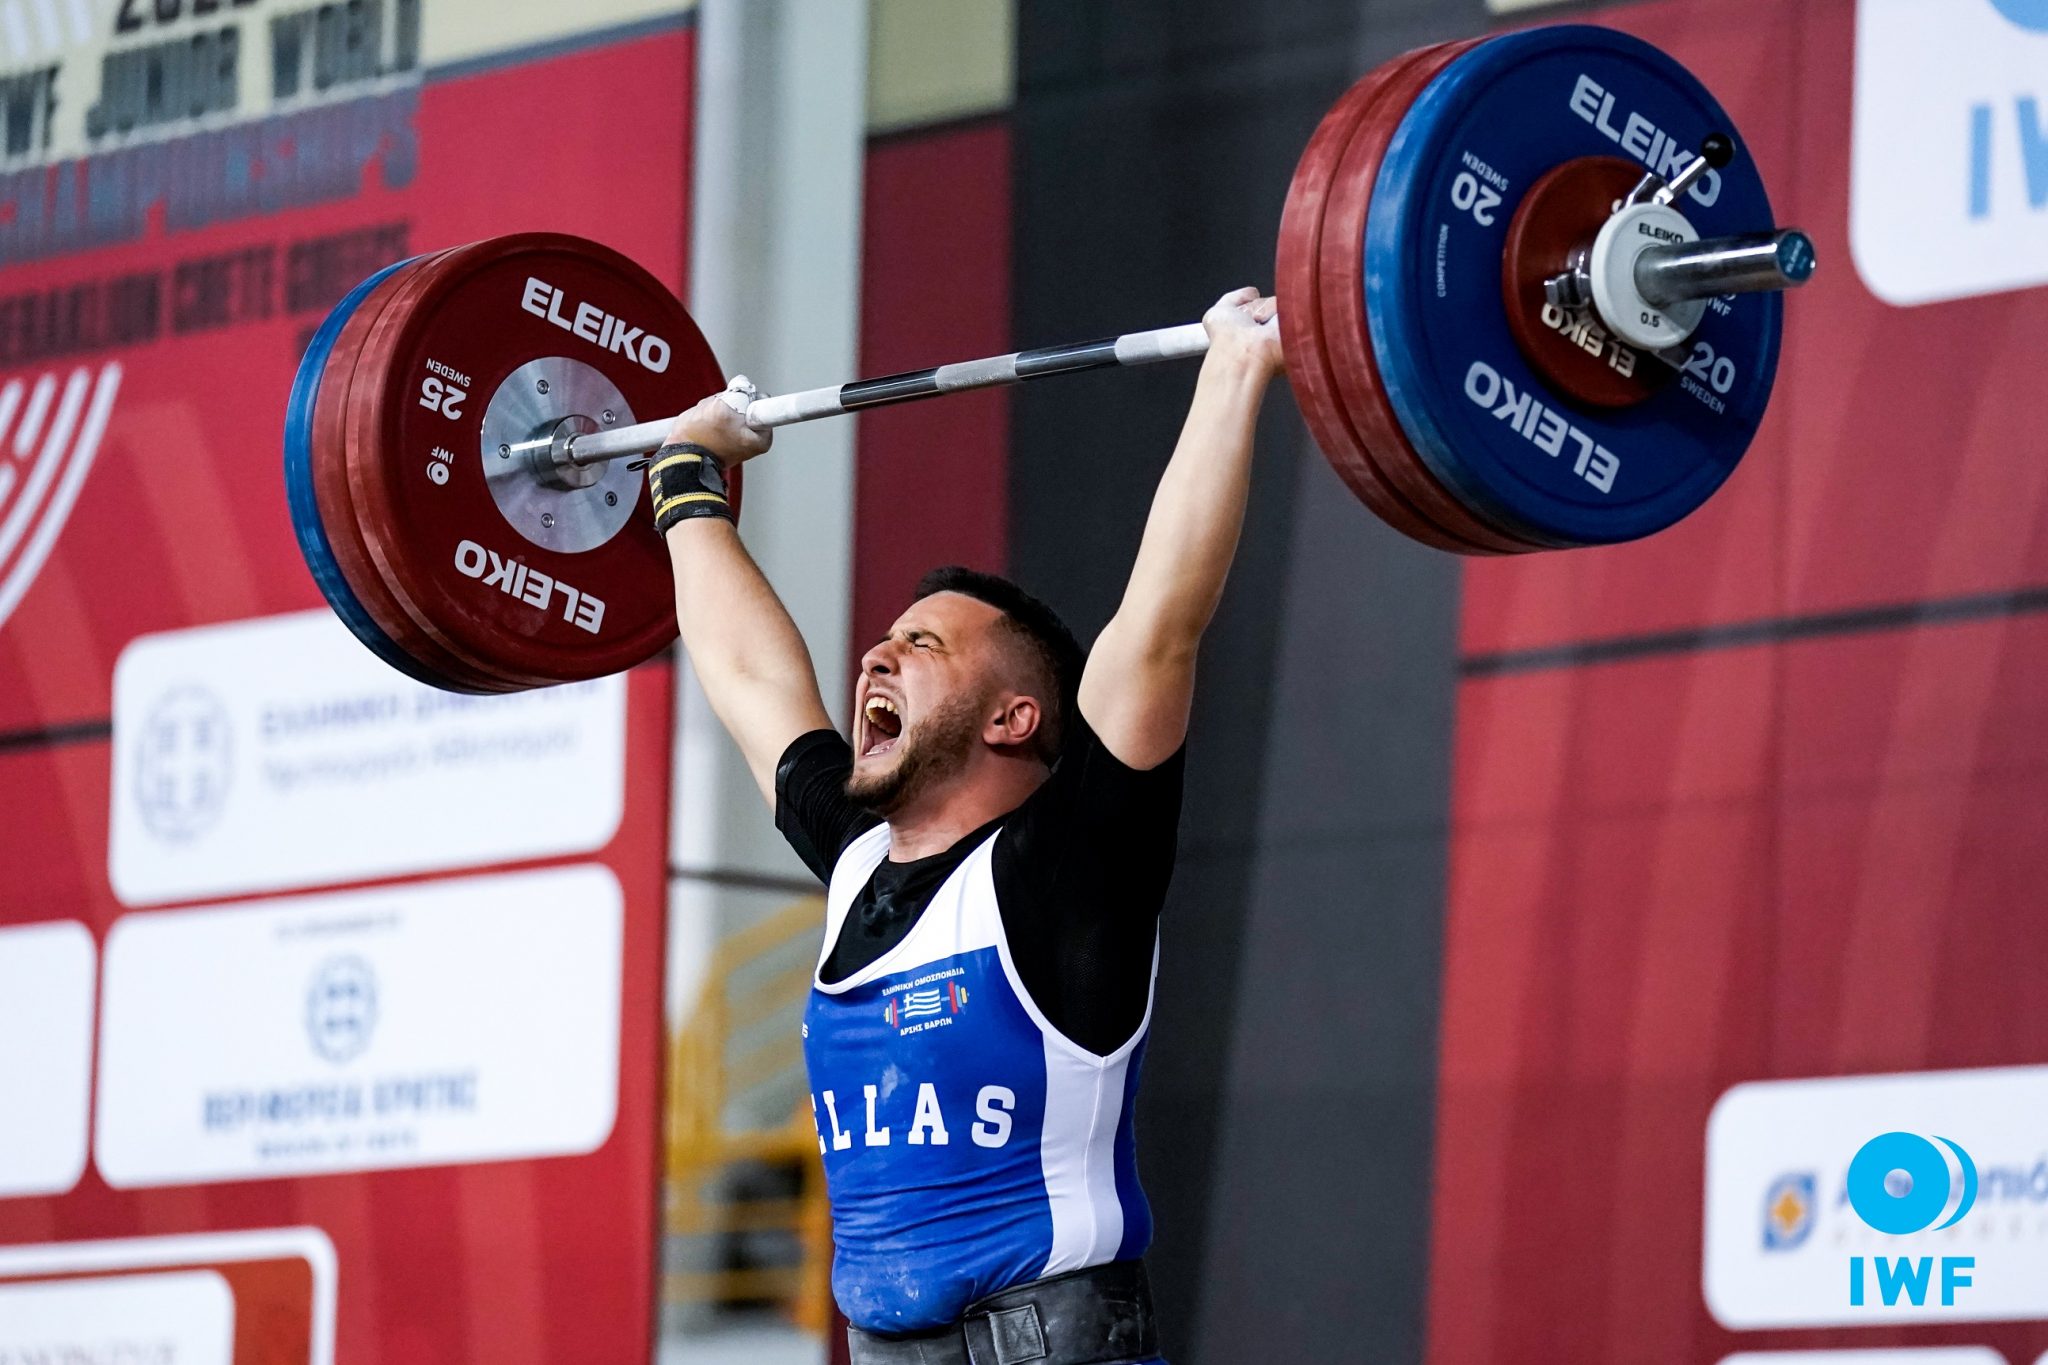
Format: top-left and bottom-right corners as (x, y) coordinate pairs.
(666, 380), (772, 467)
(1202, 287), (1283, 377)
(648, 378), (771, 534)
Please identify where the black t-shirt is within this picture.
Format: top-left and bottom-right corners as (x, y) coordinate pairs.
(774, 720), (1184, 1056)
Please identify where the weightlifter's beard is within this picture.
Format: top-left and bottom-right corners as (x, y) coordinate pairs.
(846, 690), (985, 817)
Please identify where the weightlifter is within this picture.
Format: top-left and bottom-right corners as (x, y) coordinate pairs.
(647, 286), (1281, 1365)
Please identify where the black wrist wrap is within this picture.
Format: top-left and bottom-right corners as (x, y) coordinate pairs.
(647, 443), (734, 532)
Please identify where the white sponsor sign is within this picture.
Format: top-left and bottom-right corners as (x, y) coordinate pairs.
(0, 1227), (336, 1365)
(95, 864), (622, 1186)
(0, 919), (95, 1198)
(1722, 1352), (2007, 1365)
(108, 609), (626, 906)
(0, 1270), (233, 1365)
(1705, 1066), (2048, 1327)
(1853, 0), (2048, 304)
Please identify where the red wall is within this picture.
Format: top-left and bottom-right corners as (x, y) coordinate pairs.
(853, 119), (1014, 667)
(1428, 1), (2048, 1361)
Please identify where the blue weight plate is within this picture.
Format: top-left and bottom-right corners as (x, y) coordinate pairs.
(1365, 25), (1783, 545)
(284, 256), (483, 692)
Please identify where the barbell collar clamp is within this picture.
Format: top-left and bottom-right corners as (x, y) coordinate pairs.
(1634, 229), (1817, 309)
(1624, 130), (1736, 210)
(1654, 131), (1734, 207)
(1544, 251), (1594, 312)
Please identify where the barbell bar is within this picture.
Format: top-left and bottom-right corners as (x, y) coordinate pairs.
(1635, 229), (1817, 312)
(552, 214), (1806, 474)
(565, 323), (1214, 467)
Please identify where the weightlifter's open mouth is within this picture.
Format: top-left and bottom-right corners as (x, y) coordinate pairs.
(860, 692), (903, 759)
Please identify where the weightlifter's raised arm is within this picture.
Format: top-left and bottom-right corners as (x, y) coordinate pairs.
(649, 393), (833, 808)
(1079, 287), (1284, 770)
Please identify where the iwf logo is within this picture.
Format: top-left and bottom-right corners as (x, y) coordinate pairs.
(1853, 0), (2048, 304)
(1986, 0), (2048, 31)
(0, 364), (124, 635)
(1845, 1132), (1979, 1308)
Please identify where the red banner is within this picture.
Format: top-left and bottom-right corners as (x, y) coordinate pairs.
(0, 17), (697, 1363)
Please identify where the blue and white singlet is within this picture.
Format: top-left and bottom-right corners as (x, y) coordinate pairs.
(802, 821), (1156, 1334)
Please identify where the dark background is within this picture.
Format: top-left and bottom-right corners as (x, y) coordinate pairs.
(1010, 3), (1487, 1356)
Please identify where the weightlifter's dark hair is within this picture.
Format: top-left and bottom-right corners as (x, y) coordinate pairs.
(914, 565), (1082, 764)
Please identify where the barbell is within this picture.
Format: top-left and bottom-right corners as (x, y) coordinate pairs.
(286, 24), (1814, 693)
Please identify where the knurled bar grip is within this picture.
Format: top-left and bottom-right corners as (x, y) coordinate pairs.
(563, 321), (1215, 467)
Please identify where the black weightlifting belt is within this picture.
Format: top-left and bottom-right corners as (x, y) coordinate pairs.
(845, 1260), (1157, 1365)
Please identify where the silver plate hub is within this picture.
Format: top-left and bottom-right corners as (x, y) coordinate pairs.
(479, 356), (640, 554)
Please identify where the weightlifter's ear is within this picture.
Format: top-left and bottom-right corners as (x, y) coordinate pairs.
(984, 696), (1042, 751)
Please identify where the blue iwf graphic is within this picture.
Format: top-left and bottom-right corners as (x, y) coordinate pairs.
(1968, 97), (2048, 219)
(1988, 0), (2048, 32)
(1844, 1132), (1978, 1308)
(1968, 0), (2048, 221)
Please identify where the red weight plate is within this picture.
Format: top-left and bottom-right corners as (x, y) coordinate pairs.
(1317, 37), (1554, 553)
(334, 243), (552, 689)
(311, 248), (526, 693)
(1277, 43), (1483, 555)
(346, 234), (726, 687)
(1500, 156), (1672, 410)
(1320, 37), (1540, 553)
(350, 245), (744, 689)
